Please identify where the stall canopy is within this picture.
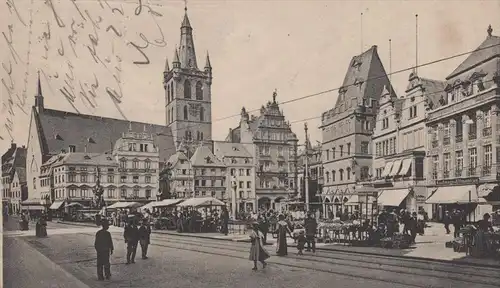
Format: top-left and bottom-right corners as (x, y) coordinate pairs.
(344, 195), (359, 206)
(177, 197), (225, 207)
(425, 185), (483, 204)
(389, 160), (402, 177)
(140, 202), (156, 211)
(398, 158), (412, 176)
(381, 161), (394, 178)
(152, 199), (184, 208)
(49, 201), (65, 210)
(107, 202), (141, 209)
(378, 189), (410, 206)
(66, 203), (83, 208)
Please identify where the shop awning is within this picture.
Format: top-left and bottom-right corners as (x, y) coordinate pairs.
(177, 197), (225, 207)
(22, 206), (45, 210)
(107, 202), (141, 209)
(152, 199), (184, 208)
(381, 161), (394, 177)
(389, 160), (402, 176)
(344, 195), (359, 206)
(478, 184), (497, 197)
(377, 189), (410, 206)
(398, 158), (412, 176)
(425, 185), (480, 204)
(49, 201), (65, 210)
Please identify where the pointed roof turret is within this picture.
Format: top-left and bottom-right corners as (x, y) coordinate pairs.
(34, 70), (44, 112)
(36, 70), (42, 96)
(164, 57), (170, 72)
(204, 52), (212, 69)
(179, 6), (198, 69)
(172, 47), (180, 68)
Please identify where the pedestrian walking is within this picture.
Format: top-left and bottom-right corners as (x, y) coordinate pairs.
(304, 213), (317, 253)
(443, 211), (451, 234)
(94, 220), (114, 281)
(249, 222), (269, 270)
(138, 219), (151, 259)
(258, 214), (269, 245)
(221, 206), (229, 235)
(124, 219), (139, 264)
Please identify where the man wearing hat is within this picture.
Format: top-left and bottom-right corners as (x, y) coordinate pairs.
(94, 220), (114, 280)
(138, 219), (151, 259)
(123, 218), (139, 264)
(304, 212), (318, 253)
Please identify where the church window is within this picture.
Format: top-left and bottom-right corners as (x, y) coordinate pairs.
(196, 82), (203, 100)
(167, 110), (170, 124)
(197, 131), (201, 141)
(200, 107), (205, 122)
(184, 80), (191, 99)
(167, 85), (171, 103)
(183, 105), (188, 120)
(200, 132), (204, 140)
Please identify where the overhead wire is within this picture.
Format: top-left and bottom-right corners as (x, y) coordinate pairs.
(82, 42), (500, 161)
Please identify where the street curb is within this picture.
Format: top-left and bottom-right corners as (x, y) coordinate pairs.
(55, 221), (500, 269)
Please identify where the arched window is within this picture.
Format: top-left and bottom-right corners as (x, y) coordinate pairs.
(187, 131), (192, 140)
(200, 132), (204, 140)
(167, 110), (170, 124)
(196, 82), (203, 100)
(197, 131), (201, 141)
(171, 107), (174, 121)
(339, 169), (344, 181)
(183, 105), (188, 120)
(185, 130), (189, 140)
(346, 167), (351, 180)
(200, 107), (204, 122)
(332, 170), (336, 182)
(184, 80), (191, 99)
(167, 85), (171, 103)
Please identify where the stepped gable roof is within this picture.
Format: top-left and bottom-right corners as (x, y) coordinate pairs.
(447, 33), (500, 79)
(34, 108), (175, 162)
(190, 145), (225, 167)
(214, 142), (252, 158)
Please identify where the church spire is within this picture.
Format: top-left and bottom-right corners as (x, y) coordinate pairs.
(179, 5), (198, 69)
(164, 57), (170, 72)
(34, 70), (44, 112)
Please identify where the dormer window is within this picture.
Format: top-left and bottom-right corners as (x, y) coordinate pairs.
(69, 145), (76, 153)
(231, 158), (237, 164)
(205, 156), (213, 164)
(84, 155), (91, 160)
(55, 134), (63, 140)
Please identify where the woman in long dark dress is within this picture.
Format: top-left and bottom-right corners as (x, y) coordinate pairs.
(249, 222), (270, 270)
(275, 214), (293, 256)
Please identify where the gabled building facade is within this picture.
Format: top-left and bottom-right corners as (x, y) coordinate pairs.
(368, 71), (445, 215)
(226, 92), (299, 210)
(190, 145), (227, 201)
(320, 46), (394, 216)
(1, 143), (27, 214)
(213, 141), (256, 215)
(425, 25), (500, 220)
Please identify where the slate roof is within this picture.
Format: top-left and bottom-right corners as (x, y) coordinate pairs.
(190, 145), (225, 167)
(213, 142), (252, 158)
(418, 77), (447, 110)
(33, 108), (175, 163)
(2, 146), (27, 180)
(166, 151), (188, 167)
(447, 34), (500, 79)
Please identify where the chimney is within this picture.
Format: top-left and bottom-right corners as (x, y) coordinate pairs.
(11, 143), (16, 149)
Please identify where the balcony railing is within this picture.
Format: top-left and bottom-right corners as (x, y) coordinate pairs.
(454, 169), (463, 178)
(482, 127), (492, 137)
(482, 165), (492, 177)
(467, 166), (477, 177)
(431, 140), (439, 148)
(443, 137), (451, 146)
(468, 131), (477, 140)
(443, 170), (450, 179)
(455, 134), (463, 143)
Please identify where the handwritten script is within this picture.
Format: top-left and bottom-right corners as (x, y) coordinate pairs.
(1, 0), (168, 142)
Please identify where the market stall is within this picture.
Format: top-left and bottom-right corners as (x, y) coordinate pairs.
(106, 201), (142, 210)
(176, 197), (226, 233)
(149, 199), (184, 230)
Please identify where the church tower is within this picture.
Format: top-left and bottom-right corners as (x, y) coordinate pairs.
(164, 7), (213, 149)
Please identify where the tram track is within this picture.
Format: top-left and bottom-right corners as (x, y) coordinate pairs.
(148, 233), (500, 281)
(70, 231), (497, 288)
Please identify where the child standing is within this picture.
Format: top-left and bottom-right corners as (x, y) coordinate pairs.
(296, 230), (306, 255)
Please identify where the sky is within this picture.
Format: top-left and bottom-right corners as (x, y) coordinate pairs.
(1, 0), (499, 154)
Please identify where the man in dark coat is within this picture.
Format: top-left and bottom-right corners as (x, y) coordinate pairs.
(123, 219), (139, 264)
(221, 206), (229, 235)
(304, 213), (318, 253)
(94, 220), (114, 280)
(138, 219), (151, 259)
(258, 214), (270, 245)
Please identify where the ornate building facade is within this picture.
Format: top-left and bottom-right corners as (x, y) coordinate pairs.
(226, 92), (299, 210)
(425, 26), (500, 220)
